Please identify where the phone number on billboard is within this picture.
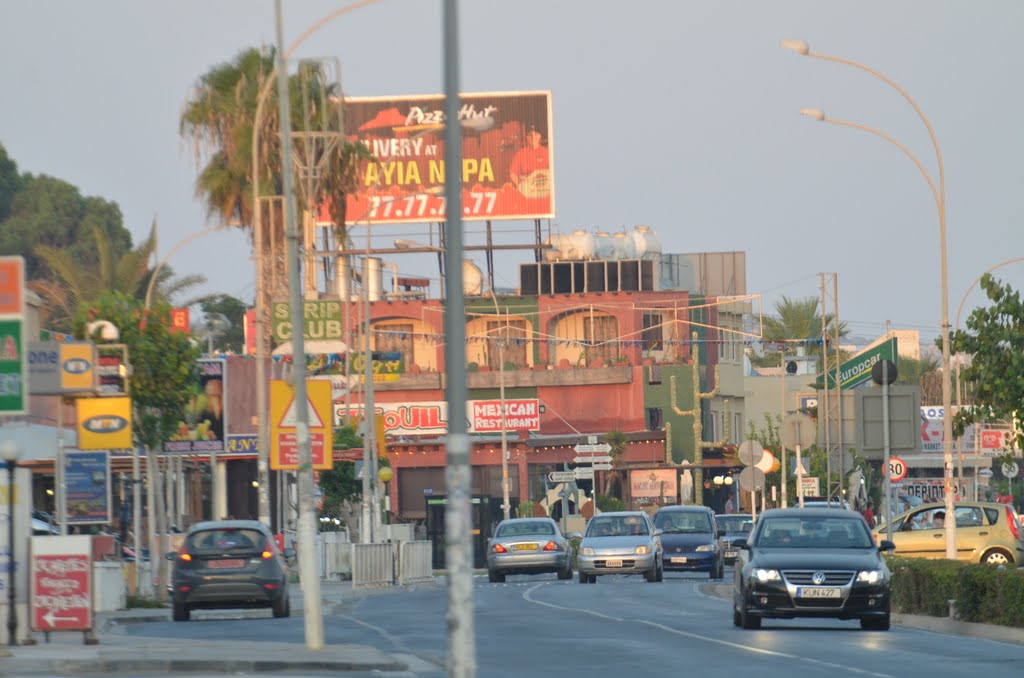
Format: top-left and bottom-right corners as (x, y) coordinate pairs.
(366, 191), (498, 220)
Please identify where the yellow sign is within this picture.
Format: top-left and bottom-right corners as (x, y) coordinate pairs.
(270, 379), (333, 470)
(60, 342), (96, 391)
(76, 397), (133, 450)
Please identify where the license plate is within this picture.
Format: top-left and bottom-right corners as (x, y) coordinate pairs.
(605, 559), (623, 568)
(797, 587), (841, 599)
(513, 544), (538, 551)
(671, 557), (688, 564)
(207, 558), (246, 569)
(725, 550), (738, 558)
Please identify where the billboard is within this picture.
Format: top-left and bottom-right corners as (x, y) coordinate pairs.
(335, 399), (542, 436)
(64, 451), (111, 525)
(326, 91), (555, 224)
(164, 358), (226, 453)
(76, 397), (133, 450)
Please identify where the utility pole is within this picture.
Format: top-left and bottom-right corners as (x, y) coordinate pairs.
(274, 0), (323, 650)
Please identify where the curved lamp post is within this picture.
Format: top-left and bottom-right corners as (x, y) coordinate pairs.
(784, 39), (956, 559)
(2, 440), (19, 646)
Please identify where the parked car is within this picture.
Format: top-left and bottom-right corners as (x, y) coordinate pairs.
(486, 517), (573, 582)
(576, 511), (663, 584)
(653, 505), (724, 578)
(716, 513), (754, 565)
(166, 519), (294, 622)
(800, 496), (854, 510)
(873, 501), (1024, 566)
(733, 508), (894, 630)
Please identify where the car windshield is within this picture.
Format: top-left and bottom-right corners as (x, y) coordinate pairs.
(587, 516), (649, 537)
(755, 516), (873, 549)
(187, 528), (265, 553)
(716, 516), (753, 533)
(496, 521), (556, 537)
(654, 511), (712, 533)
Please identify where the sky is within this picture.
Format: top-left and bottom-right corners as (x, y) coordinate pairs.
(2, 1), (1022, 346)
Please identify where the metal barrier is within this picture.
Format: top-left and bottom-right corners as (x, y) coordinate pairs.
(351, 543), (394, 589)
(398, 541), (435, 585)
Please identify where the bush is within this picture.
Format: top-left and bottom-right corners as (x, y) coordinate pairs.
(888, 556), (1024, 627)
(126, 594), (167, 609)
(596, 496), (625, 513)
(888, 556), (965, 617)
(957, 565), (1024, 627)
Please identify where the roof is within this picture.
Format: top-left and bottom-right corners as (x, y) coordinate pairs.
(758, 507), (860, 519)
(187, 519), (270, 533)
(654, 505), (712, 513)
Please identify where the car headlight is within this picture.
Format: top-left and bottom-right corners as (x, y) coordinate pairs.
(696, 544), (717, 552)
(753, 568), (781, 582)
(857, 569), (885, 584)
(582, 547), (595, 556)
(634, 545), (651, 555)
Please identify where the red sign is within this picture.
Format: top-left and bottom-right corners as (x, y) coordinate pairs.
(276, 432), (327, 467)
(981, 429), (1011, 450)
(244, 309), (256, 355)
(31, 537), (93, 633)
(169, 308), (190, 333)
(0, 256), (25, 315)
(470, 399), (541, 433)
(321, 91), (554, 225)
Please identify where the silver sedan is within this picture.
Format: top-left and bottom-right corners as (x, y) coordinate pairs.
(576, 511), (663, 583)
(486, 518), (574, 582)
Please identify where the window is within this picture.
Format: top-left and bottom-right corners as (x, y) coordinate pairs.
(376, 323), (414, 364)
(642, 312), (664, 352)
(733, 413), (743, 443)
(584, 313), (618, 364)
(706, 411), (718, 441)
(646, 407), (664, 431)
(487, 319), (527, 369)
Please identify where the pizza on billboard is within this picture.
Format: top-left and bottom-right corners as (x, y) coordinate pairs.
(317, 91), (554, 225)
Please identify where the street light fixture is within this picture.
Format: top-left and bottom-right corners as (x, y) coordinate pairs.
(2, 440), (19, 646)
(784, 39), (956, 559)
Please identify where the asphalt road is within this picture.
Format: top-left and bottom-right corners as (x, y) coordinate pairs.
(114, 570), (1024, 677)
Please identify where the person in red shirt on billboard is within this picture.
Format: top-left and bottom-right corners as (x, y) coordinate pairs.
(509, 125), (550, 197)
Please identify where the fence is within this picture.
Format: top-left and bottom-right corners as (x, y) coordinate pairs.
(351, 543), (394, 588)
(397, 541), (434, 585)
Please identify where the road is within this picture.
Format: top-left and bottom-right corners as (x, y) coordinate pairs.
(108, 569), (1024, 677)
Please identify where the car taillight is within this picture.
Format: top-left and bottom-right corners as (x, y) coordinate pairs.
(493, 544), (507, 553)
(262, 541), (274, 559)
(543, 541), (559, 551)
(180, 552), (192, 562)
(1006, 506), (1021, 541)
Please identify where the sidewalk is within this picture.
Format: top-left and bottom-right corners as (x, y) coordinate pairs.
(0, 579), (423, 676)
(699, 581), (1024, 645)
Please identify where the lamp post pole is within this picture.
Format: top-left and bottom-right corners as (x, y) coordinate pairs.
(2, 442), (19, 646)
(488, 290), (511, 521)
(783, 40), (956, 559)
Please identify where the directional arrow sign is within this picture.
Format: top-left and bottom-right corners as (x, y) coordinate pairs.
(574, 467), (595, 480)
(592, 463), (613, 471)
(574, 443), (612, 454)
(548, 471), (576, 483)
(574, 455), (613, 465)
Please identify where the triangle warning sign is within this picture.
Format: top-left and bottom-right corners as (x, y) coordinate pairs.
(278, 394), (324, 429)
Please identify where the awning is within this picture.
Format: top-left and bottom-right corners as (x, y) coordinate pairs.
(272, 339), (350, 356)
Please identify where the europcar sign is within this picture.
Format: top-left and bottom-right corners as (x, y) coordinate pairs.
(816, 337), (898, 390)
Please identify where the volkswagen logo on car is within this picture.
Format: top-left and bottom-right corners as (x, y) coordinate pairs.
(812, 571), (827, 585)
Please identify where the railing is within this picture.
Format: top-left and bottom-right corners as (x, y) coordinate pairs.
(397, 541), (434, 585)
(351, 543), (394, 588)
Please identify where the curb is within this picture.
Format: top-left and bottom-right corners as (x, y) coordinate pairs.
(0, 657), (409, 676)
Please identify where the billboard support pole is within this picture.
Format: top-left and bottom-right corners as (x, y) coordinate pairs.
(56, 399), (67, 535)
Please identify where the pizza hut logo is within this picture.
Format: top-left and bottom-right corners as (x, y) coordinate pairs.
(63, 358), (91, 374)
(83, 416), (129, 434)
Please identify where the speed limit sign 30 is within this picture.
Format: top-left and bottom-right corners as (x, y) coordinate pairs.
(888, 456), (908, 482)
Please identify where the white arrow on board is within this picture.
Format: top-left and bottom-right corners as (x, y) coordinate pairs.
(42, 609), (80, 627)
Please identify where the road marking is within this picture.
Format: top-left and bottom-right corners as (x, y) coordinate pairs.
(522, 582), (894, 678)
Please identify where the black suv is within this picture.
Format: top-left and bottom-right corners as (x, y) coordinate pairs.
(166, 519), (294, 621)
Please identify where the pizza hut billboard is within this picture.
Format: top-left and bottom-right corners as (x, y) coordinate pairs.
(325, 91), (555, 224)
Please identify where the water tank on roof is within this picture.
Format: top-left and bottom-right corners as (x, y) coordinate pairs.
(594, 231), (615, 259)
(544, 230), (597, 261)
(463, 259), (484, 295)
(631, 225), (663, 260)
(610, 232), (637, 260)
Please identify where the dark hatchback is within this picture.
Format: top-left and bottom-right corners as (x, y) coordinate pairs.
(653, 505), (725, 578)
(716, 514), (753, 565)
(166, 520), (294, 622)
(732, 508), (894, 631)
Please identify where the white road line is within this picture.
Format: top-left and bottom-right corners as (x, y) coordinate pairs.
(522, 582), (894, 678)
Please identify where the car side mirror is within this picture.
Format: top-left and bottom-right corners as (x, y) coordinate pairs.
(164, 551), (178, 561)
(655, 529), (664, 536)
(733, 538), (747, 550)
(878, 540), (896, 553)
(567, 532), (582, 540)
(717, 529), (725, 538)
(283, 547), (296, 559)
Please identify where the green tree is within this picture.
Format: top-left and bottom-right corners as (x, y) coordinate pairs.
(754, 296), (849, 368)
(199, 294), (249, 353)
(603, 429), (629, 500)
(0, 142), (22, 221)
(949, 274), (1024, 451)
(74, 291), (201, 600)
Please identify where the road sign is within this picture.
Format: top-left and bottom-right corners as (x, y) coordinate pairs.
(574, 443), (612, 455)
(737, 440), (764, 466)
(592, 463), (613, 471)
(574, 455), (612, 465)
(815, 336), (898, 390)
(31, 535), (93, 633)
(738, 467), (765, 491)
(548, 471), (575, 483)
(780, 413), (816, 449)
(271, 379), (334, 470)
(1002, 462), (1020, 479)
(573, 467), (594, 480)
(888, 456), (908, 483)
(979, 468), (994, 479)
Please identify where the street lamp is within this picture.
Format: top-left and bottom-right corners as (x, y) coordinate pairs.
(2, 440), (19, 646)
(784, 40), (957, 560)
(488, 290), (512, 521)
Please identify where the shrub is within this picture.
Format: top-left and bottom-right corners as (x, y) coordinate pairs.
(596, 495), (625, 513)
(888, 556), (965, 617)
(957, 565), (1024, 627)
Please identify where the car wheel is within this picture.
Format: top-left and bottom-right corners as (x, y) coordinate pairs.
(739, 602), (761, 630)
(172, 602), (190, 622)
(981, 548), (1013, 566)
(656, 559), (664, 582)
(488, 569), (506, 583)
(645, 562), (659, 583)
(272, 592), (290, 618)
(860, 613), (890, 631)
(715, 560), (725, 580)
(733, 605), (742, 627)
(557, 561), (573, 580)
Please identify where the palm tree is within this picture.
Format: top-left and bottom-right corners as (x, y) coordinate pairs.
(604, 429), (630, 500)
(762, 295), (847, 344)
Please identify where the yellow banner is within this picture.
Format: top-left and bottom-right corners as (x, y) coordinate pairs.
(76, 397), (132, 450)
(60, 342), (96, 391)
